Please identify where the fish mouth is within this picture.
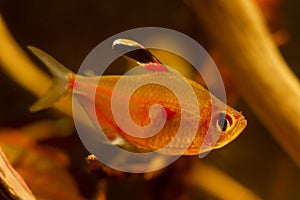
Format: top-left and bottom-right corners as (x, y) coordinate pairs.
(213, 116), (247, 149)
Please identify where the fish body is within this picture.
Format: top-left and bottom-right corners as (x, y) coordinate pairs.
(28, 39), (247, 155)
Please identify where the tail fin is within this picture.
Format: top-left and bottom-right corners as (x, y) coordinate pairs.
(27, 46), (74, 112)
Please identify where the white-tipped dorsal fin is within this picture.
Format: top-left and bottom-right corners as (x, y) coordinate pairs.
(112, 38), (169, 72)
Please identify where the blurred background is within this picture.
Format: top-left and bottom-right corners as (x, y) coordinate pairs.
(0, 0), (299, 199)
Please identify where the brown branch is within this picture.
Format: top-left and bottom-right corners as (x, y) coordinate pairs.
(186, 0), (300, 167)
(0, 14), (72, 117)
(188, 162), (262, 200)
(0, 147), (36, 200)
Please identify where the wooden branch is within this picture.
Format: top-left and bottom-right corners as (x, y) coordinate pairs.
(0, 147), (36, 200)
(0, 14), (72, 117)
(189, 162), (261, 200)
(186, 0), (300, 167)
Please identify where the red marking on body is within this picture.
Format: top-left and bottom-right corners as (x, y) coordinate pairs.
(144, 64), (168, 72)
(161, 107), (175, 120)
(68, 75), (76, 90)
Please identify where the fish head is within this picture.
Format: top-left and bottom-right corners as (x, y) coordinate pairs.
(206, 105), (247, 150)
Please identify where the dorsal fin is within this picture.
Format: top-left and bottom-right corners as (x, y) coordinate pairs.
(112, 38), (169, 72)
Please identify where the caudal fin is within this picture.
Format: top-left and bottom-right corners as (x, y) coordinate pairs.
(27, 46), (74, 112)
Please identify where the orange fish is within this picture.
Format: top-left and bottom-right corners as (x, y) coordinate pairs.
(28, 39), (246, 155)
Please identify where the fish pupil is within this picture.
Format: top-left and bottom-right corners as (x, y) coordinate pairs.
(216, 113), (233, 132)
(217, 116), (228, 131)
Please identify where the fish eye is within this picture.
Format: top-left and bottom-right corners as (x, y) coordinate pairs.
(214, 112), (234, 132)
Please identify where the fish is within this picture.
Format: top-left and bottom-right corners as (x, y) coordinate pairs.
(27, 39), (247, 155)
